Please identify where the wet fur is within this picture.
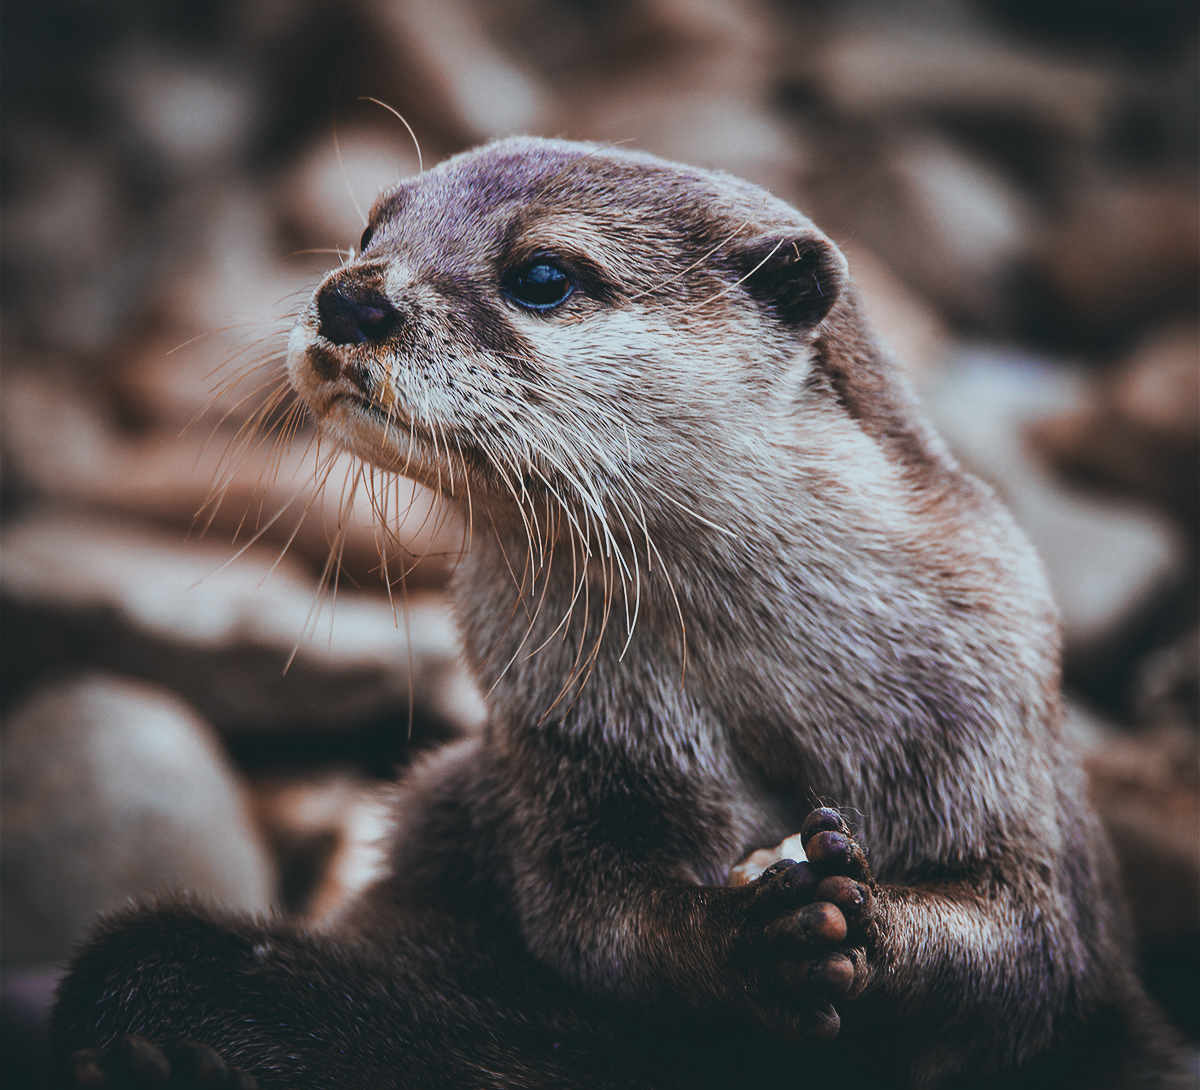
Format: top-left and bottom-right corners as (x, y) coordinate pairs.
(51, 138), (1183, 1087)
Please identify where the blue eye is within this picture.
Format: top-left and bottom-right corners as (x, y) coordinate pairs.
(504, 260), (573, 311)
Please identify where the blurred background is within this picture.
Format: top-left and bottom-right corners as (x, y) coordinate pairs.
(1, 0), (1197, 1082)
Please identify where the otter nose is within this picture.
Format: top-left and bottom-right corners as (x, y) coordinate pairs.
(316, 281), (399, 346)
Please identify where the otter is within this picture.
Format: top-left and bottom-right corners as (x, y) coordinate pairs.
(51, 137), (1183, 1088)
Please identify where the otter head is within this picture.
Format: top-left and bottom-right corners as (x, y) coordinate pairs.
(287, 136), (849, 544)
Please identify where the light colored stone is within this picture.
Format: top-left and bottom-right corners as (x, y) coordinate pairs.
(886, 132), (1035, 320)
(555, 0), (797, 194)
(578, 93), (806, 199)
(802, 128), (1036, 326)
(922, 347), (1186, 653)
(159, 183), (321, 336)
(372, 0), (550, 140)
(814, 28), (1117, 140)
(99, 43), (265, 174)
(0, 674), (274, 967)
(0, 509), (483, 735)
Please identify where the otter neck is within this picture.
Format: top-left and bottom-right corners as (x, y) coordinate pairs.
(449, 468), (917, 738)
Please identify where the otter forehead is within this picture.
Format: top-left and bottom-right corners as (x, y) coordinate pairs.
(363, 137), (809, 288)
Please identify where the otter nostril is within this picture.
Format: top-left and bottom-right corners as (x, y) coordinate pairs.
(316, 282), (399, 346)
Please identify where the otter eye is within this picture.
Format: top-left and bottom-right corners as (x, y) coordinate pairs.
(503, 260), (573, 311)
(359, 224), (375, 254)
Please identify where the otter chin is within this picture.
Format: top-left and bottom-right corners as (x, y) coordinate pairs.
(51, 136), (1183, 1090)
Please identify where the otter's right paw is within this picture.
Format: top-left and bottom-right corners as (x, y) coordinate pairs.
(64, 1036), (257, 1089)
(731, 809), (876, 1044)
(732, 857), (852, 1042)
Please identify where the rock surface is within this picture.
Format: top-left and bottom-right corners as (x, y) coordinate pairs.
(921, 348), (1188, 658)
(1, 674), (274, 968)
(0, 509), (483, 735)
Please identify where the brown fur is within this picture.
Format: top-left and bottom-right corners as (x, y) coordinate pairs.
(50, 137), (1184, 1088)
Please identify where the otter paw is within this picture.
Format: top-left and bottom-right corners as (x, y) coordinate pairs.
(735, 810), (877, 1042)
(64, 1036), (257, 1089)
(799, 807), (876, 937)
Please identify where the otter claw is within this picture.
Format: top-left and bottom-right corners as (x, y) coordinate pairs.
(64, 1036), (257, 1089)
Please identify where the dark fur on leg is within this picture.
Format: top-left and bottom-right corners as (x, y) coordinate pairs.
(50, 896), (754, 1090)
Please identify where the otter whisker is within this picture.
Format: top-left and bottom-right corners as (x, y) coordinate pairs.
(192, 395), (315, 539)
(189, 440), (339, 591)
(330, 105), (369, 234)
(689, 234), (788, 312)
(359, 97), (424, 174)
(625, 211), (761, 303)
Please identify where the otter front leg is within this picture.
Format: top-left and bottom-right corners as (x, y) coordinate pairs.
(511, 801), (876, 1044)
(51, 899), (464, 1089)
(50, 902), (330, 1088)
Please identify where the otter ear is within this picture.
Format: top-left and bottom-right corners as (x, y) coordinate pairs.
(732, 232), (846, 329)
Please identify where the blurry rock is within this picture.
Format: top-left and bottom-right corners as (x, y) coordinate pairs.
(281, 127), (421, 254)
(0, 673), (274, 967)
(372, 0), (550, 142)
(157, 182), (321, 337)
(1030, 323), (1200, 532)
(922, 348), (1187, 657)
(1110, 325), (1200, 450)
(812, 28), (1117, 141)
(1082, 724), (1199, 944)
(99, 42), (266, 176)
(250, 769), (392, 920)
(1034, 178), (1199, 340)
(580, 93), (806, 199)
(843, 243), (951, 387)
(804, 128), (1036, 328)
(112, 319), (287, 430)
(490, 0), (771, 104)
(1133, 626), (1199, 735)
(552, 0), (798, 193)
(1, 128), (150, 355)
(0, 509), (484, 736)
(884, 133), (1035, 325)
(1013, 481), (1184, 656)
(2, 368), (461, 587)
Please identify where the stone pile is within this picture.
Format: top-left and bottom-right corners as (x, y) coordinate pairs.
(2, 0), (1196, 1079)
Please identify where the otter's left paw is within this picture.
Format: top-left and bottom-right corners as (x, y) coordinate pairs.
(799, 807), (877, 946)
(732, 808), (878, 1042)
(63, 1036), (257, 1089)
